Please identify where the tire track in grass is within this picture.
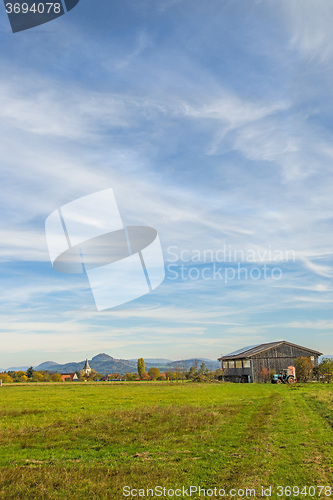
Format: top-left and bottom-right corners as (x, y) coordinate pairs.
(266, 387), (333, 490)
(302, 393), (333, 429)
(299, 392), (333, 481)
(216, 390), (283, 492)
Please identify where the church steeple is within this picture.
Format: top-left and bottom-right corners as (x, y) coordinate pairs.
(82, 359), (92, 375)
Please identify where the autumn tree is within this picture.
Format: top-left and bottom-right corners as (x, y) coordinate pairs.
(148, 367), (160, 380)
(295, 357), (313, 382)
(32, 371), (45, 382)
(11, 371), (27, 382)
(318, 358), (333, 383)
(259, 367), (271, 383)
(80, 369), (97, 381)
(0, 373), (13, 383)
(165, 370), (176, 381)
(137, 358), (146, 380)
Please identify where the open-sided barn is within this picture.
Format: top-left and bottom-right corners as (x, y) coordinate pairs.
(218, 340), (322, 383)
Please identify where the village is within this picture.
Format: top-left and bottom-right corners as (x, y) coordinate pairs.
(1, 340), (332, 385)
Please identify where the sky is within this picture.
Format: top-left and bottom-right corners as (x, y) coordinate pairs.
(1, 0), (333, 368)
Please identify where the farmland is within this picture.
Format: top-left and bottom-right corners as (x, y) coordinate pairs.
(0, 382), (332, 499)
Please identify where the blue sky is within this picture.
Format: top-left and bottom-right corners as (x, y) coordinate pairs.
(1, 0), (333, 368)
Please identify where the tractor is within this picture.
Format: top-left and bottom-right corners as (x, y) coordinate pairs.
(271, 366), (297, 384)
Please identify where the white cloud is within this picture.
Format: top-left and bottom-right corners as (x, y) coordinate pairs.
(285, 320), (333, 330)
(280, 0), (333, 62)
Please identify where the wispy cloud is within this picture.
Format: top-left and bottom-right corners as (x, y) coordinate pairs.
(1, 0), (333, 365)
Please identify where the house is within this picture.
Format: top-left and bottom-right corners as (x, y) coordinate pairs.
(61, 373), (79, 382)
(218, 340), (322, 383)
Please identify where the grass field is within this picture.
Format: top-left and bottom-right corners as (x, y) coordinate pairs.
(0, 382), (332, 499)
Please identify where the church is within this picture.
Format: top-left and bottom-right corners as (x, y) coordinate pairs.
(82, 359), (92, 376)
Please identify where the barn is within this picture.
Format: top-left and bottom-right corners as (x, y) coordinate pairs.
(218, 340), (322, 383)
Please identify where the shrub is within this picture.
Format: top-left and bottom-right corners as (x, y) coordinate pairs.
(0, 373), (13, 383)
(318, 358), (333, 383)
(295, 357), (313, 382)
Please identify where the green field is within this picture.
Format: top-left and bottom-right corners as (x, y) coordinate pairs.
(0, 382), (332, 499)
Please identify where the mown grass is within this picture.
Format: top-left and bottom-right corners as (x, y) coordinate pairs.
(0, 382), (332, 499)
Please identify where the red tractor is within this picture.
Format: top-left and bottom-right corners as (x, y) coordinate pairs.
(271, 366), (297, 384)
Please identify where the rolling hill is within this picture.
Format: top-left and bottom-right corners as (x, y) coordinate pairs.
(32, 353), (221, 376)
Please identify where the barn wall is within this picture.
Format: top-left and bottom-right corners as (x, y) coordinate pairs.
(251, 345), (319, 383)
(222, 360), (252, 382)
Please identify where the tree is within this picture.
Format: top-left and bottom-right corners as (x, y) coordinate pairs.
(259, 367), (271, 383)
(214, 368), (223, 381)
(165, 370), (176, 381)
(318, 358), (333, 383)
(11, 371), (26, 382)
(137, 358), (146, 380)
(80, 369), (97, 381)
(295, 357), (313, 382)
(125, 373), (136, 381)
(0, 373), (13, 383)
(32, 371), (45, 382)
(51, 373), (62, 382)
(26, 366), (34, 379)
(148, 367), (160, 380)
(188, 365), (197, 380)
(199, 362), (209, 375)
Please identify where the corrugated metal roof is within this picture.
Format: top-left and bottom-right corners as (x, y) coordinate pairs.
(218, 340), (322, 360)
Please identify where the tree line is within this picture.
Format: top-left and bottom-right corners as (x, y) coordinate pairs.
(0, 360), (223, 383)
(0, 368), (62, 383)
(133, 358), (223, 382)
(1, 356), (332, 384)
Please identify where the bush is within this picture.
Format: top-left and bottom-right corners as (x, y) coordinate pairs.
(295, 357), (313, 382)
(148, 367), (160, 380)
(318, 358), (333, 383)
(0, 373), (13, 383)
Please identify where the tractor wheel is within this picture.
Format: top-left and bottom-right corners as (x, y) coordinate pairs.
(287, 376), (295, 384)
(276, 379), (282, 384)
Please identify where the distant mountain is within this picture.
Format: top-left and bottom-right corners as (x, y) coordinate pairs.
(34, 353), (136, 376)
(32, 354), (221, 375)
(168, 359), (220, 371)
(129, 358), (174, 371)
(127, 358), (220, 372)
(6, 366), (30, 372)
(0, 366), (29, 372)
(129, 358), (173, 364)
(34, 361), (60, 371)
